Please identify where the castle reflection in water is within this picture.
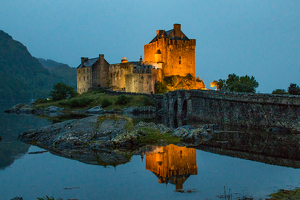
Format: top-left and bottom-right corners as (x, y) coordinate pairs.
(145, 144), (197, 190)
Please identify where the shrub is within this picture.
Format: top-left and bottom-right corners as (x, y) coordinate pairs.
(115, 94), (130, 105)
(272, 89), (288, 95)
(50, 82), (77, 101)
(288, 83), (300, 95)
(34, 98), (50, 104)
(101, 98), (112, 108)
(142, 96), (155, 106)
(59, 97), (92, 108)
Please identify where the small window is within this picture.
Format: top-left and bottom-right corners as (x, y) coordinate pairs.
(179, 56), (181, 64)
(87, 76), (89, 80)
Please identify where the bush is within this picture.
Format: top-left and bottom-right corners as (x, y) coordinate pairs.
(288, 83), (300, 95)
(115, 94), (130, 105)
(50, 82), (77, 101)
(34, 98), (50, 104)
(272, 89), (288, 95)
(142, 96), (155, 106)
(59, 97), (92, 108)
(101, 98), (112, 108)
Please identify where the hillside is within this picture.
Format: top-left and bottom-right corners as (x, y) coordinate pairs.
(0, 30), (73, 100)
(37, 58), (77, 88)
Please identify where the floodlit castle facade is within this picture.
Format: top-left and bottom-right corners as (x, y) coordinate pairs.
(77, 24), (196, 94)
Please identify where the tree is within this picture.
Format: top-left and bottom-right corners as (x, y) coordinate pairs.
(211, 79), (225, 90)
(218, 73), (259, 93)
(272, 89), (288, 95)
(288, 83), (300, 95)
(50, 82), (77, 101)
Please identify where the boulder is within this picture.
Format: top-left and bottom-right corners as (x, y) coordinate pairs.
(44, 105), (64, 112)
(86, 106), (104, 114)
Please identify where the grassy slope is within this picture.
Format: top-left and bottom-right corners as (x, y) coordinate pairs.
(34, 90), (155, 112)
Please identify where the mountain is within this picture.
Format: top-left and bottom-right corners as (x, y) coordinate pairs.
(0, 30), (75, 100)
(37, 58), (64, 69)
(37, 58), (77, 88)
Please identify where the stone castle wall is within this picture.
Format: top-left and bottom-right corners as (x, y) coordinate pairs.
(96, 55), (110, 88)
(163, 90), (300, 131)
(77, 66), (92, 93)
(109, 63), (133, 89)
(125, 73), (155, 94)
(144, 38), (196, 77)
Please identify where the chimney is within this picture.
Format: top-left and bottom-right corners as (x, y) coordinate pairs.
(81, 57), (88, 67)
(173, 24), (181, 38)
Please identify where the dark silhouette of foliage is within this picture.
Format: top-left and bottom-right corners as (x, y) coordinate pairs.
(272, 89), (288, 95)
(218, 73), (259, 93)
(50, 82), (77, 101)
(115, 94), (130, 105)
(101, 98), (112, 108)
(288, 83), (300, 95)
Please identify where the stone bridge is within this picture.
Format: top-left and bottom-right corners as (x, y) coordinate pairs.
(160, 90), (300, 131)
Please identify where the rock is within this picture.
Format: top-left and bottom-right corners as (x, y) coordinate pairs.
(10, 197), (23, 200)
(123, 106), (156, 114)
(44, 105), (64, 112)
(86, 106), (104, 114)
(172, 128), (189, 137)
(4, 103), (26, 113)
(267, 126), (291, 134)
(18, 115), (133, 150)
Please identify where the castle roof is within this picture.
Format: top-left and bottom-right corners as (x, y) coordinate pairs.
(77, 57), (98, 68)
(149, 25), (190, 43)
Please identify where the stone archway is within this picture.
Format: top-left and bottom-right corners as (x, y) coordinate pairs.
(182, 99), (187, 118)
(173, 100), (178, 115)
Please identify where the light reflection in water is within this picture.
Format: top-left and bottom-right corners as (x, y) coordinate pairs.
(145, 144), (197, 190)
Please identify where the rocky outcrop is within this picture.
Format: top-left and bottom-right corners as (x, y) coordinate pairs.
(18, 114), (175, 166)
(172, 124), (218, 143)
(18, 114), (175, 150)
(4, 104), (64, 115)
(44, 105), (64, 112)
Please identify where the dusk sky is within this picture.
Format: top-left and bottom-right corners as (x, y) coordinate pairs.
(1, 0), (299, 93)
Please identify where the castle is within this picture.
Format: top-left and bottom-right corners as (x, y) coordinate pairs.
(145, 144), (197, 190)
(77, 24), (196, 94)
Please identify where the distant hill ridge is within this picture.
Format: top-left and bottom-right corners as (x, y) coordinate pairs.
(37, 58), (77, 89)
(0, 30), (76, 101)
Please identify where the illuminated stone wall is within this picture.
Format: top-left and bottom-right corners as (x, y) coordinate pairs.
(144, 35), (196, 77)
(109, 62), (133, 90)
(125, 73), (154, 94)
(77, 66), (92, 94)
(145, 144), (197, 190)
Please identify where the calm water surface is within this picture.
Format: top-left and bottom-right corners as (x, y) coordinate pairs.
(0, 102), (300, 200)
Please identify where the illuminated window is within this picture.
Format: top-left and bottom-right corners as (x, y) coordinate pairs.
(179, 56), (181, 64)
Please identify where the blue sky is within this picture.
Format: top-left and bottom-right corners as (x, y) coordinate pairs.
(1, 0), (299, 93)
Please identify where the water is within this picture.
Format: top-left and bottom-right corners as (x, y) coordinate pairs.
(1, 102), (300, 200)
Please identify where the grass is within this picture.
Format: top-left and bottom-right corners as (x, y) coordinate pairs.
(267, 188), (300, 200)
(137, 127), (181, 145)
(34, 90), (156, 111)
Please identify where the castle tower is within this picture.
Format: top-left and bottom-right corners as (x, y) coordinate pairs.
(144, 24), (196, 78)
